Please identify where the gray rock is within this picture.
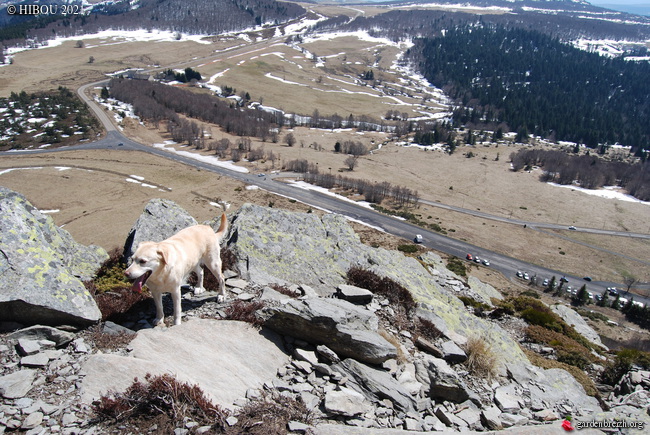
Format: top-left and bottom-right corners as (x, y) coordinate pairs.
(7, 325), (75, 347)
(494, 384), (522, 413)
(293, 348), (319, 366)
(226, 278), (249, 289)
(434, 406), (468, 429)
(20, 353), (50, 368)
(415, 354), (471, 403)
(0, 369), (36, 399)
(414, 336), (443, 358)
(500, 412), (529, 427)
(440, 340), (467, 364)
(0, 187), (106, 326)
(21, 412), (43, 430)
(316, 345), (340, 363)
(481, 406), (503, 430)
(551, 304), (606, 349)
(467, 276), (503, 304)
(334, 358), (417, 414)
(102, 321), (135, 336)
(261, 297), (397, 365)
(260, 287), (293, 303)
(335, 284), (373, 304)
(287, 420), (311, 433)
(122, 198), (198, 260)
(79, 319), (289, 408)
(17, 338), (41, 356)
(324, 387), (371, 417)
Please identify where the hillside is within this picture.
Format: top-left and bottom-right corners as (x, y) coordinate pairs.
(0, 0), (306, 44)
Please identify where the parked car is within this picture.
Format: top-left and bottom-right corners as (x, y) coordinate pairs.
(607, 287), (619, 295)
(482, 259), (490, 266)
(474, 256), (481, 263)
(466, 253), (473, 260)
(543, 278), (549, 287)
(516, 271), (523, 278)
(414, 234), (423, 243)
(523, 272), (530, 280)
(569, 226), (577, 230)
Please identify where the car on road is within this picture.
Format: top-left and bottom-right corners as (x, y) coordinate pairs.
(607, 287), (619, 295)
(560, 276), (569, 283)
(569, 226), (577, 230)
(474, 256), (481, 263)
(523, 272), (530, 280)
(258, 173), (266, 177)
(118, 142), (124, 146)
(516, 271), (523, 278)
(482, 258), (490, 266)
(414, 234), (423, 243)
(543, 278), (549, 287)
(583, 276), (592, 282)
(466, 254), (473, 261)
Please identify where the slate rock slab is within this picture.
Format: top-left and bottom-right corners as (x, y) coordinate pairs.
(79, 319), (289, 409)
(0, 187), (106, 326)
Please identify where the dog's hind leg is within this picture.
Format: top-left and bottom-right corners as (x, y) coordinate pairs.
(193, 263), (205, 295)
(205, 254), (226, 303)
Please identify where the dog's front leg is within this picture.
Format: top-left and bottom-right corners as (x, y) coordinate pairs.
(153, 291), (165, 326)
(171, 288), (183, 326)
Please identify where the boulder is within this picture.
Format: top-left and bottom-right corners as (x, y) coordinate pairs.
(261, 297), (397, 365)
(229, 204), (526, 371)
(550, 304), (607, 349)
(324, 387), (372, 417)
(415, 354), (472, 403)
(122, 198), (198, 260)
(0, 187), (105, 326)
(333, 358), (418, 414)
(79, 319), (289, 409)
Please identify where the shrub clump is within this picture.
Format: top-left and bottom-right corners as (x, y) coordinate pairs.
(445, 256), (466, 277)
(86, 324), (135, 351)
(526, 325), (594, 370)
(601, 348), (650, 386)
(93, 373), (228, 433)
(229, 390), (312, 434)
(85, 248), (150, 321)
(347, 266), (416, 331)
(523, 349), (598, 397)
(224, 300), (265, 327)
(397, 244), (419, 254)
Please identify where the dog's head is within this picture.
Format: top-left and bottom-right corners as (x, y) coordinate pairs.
(124, 241), (165, 292)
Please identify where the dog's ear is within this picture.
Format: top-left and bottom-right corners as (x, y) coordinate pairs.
(157, 245), (171, 266)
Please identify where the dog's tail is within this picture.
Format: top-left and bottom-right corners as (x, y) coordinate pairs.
(215, 212), (228, 241)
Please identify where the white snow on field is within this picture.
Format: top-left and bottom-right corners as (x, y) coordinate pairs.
(392, 3), (511, 13)
(152, 141), (249, 173)
(549, 183), (650, 205)
(286, 180), (375, 210)
(6, 29), (212, 57)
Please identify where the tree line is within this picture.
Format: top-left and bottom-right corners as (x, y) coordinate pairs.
(510, 148), (650, 201)
(290, 165), (419, 207)
(1, 0), (305, 48)
(407, 25), (650, 154)
(107, 78), (276, 139)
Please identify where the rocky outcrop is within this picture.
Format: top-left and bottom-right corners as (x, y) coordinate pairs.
(261, 297), (397, 365)
(551, 304), (607, 349)
(122, 198), (198, 260)
(0, 187), (106, 326)
(3, 198), (649, 434)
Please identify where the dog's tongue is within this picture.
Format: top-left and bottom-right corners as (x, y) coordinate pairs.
(132, 274), (147, 293)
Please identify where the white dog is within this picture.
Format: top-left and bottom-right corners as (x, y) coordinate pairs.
(124, 213), (228, 326)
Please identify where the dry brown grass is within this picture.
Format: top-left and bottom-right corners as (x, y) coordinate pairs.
(523, 348), (599, 398)
(464, 335), (499, 380)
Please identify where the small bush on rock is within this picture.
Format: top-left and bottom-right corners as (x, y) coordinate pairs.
(229, 390), (312, 434)
(445, 256), (466, 277)
(224, 300), (265, 327)
(347, 266), (415, 330)
(600, 348), (650, 386)
(523, 349), (598, 397)
(93, 373), (228, 433)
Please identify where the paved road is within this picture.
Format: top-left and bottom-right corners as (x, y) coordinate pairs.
(1, 80), (648, 307)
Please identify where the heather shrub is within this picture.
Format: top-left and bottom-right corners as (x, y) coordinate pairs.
(445, 256), (466, 277)
(229, 390), (312, 434)
(526, 325), (594, 370)
(93, 373), (228, 433)
(224, 300), (265, 327)
(600, 348), (650, 386)
(524, 349), (598, 397)
(347, 267), (416, 314)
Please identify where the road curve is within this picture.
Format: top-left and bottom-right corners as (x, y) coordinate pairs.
(0, 80), (647, 305)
